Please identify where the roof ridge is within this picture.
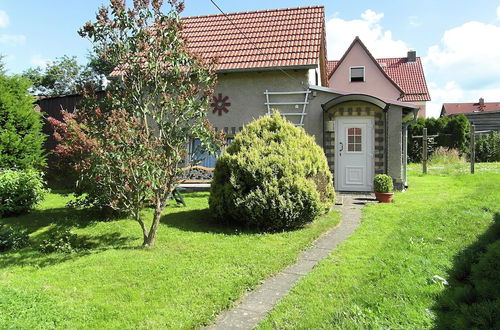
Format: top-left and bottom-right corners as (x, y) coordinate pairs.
(182, 5), (324, 20)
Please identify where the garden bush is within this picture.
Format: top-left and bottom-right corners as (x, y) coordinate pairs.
(407, 115), (470, 162)
(373, 174), (393, 193)
(0, 225), (29, 252)
(0, 73), (46, 170)
(435, 213), (500, 329)
(475, 132), (500, 162)
(39, 227), (79, 253)
(0, 169), (48, 217)
(209, 113), (335, 231)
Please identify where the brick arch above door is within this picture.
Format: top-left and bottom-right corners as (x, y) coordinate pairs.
(323, 100), (385, 177)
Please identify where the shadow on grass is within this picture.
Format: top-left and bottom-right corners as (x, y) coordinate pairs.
(0, 229), (136, 269)
(432, 212), (500, 329)
(1, 204), (136, 269)
(1, 206), (109, 235)
(160, 208), (258, 235)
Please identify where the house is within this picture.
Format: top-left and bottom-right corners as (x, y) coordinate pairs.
(177, 6), (427, 191)
(327, 37), (431, 118)
(440, 98), (500, 132)
(43, 6), (430, 191)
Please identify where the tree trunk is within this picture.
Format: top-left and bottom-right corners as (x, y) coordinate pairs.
(142, 199), (164, 247)
(135, 213), (149, 244)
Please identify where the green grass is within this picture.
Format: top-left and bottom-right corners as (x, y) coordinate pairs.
(409, 161), (500, 176)
(259, 163), (500, 329)
(0, 192), (339, 329)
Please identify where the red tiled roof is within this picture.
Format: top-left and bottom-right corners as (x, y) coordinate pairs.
(327, 57), (431, 102)
(182, 6), (325, 71)
(442, 102), (500, 115)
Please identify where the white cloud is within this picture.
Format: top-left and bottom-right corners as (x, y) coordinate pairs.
(408, 16), (421, 28)
(0, 34), (26, 46)
(0, 10), (26, 48)
(325, 9), (409, 59)
(0, 10), (9, 28)
(30, 54), (51, 68)
(424, 21), (500, 117)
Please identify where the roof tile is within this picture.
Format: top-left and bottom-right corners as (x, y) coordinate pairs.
(182, 6), (324, 71)
(442, 102), (500, 115)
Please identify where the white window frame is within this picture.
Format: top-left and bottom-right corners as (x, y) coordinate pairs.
(349, 66), (365, 82)
(345, 126), (363, 154)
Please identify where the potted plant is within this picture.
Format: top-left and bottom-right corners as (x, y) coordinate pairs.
(373, 174), (394, 203)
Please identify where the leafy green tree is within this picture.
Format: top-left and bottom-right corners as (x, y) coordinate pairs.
(52, 0), (222, 247)
(22, 55), (104, 96)
(407, 115), (470, 162)
(0, 55), (5, 76)
(0, 66), (46, 170)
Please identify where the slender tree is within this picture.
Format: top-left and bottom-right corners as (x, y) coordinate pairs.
(51, 0), (222, 247)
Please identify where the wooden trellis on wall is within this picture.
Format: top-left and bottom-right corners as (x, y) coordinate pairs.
(264, 90), (310, 126)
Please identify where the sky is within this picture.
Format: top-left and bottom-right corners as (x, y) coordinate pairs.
(1, 0), (500, 117)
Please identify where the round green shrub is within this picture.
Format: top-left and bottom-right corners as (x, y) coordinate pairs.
(373, 174), (393, 193)
(209, 113), (335, 231)
(0, 169), (48, 217)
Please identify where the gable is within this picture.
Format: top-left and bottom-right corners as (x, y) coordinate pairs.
(327, 39), (431, 102)
(328, 40), (402, 100)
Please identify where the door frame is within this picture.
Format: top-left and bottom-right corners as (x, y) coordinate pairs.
(334, 116), (375, 191)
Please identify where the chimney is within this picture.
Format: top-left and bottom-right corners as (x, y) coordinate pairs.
(479, 97), (485, 111)
(407, 50), (416, 62)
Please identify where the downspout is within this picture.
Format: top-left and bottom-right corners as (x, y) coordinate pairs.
(402, 109), (419, 189)
(383, 105), (390, 174)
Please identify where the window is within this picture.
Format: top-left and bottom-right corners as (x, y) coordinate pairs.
(190, 137), (234, 168)
(347, 127), (362, 152)
(190, 139), (216, 168)
(350, 66), (365, 82)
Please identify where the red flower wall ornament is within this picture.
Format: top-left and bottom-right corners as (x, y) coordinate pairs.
(211, 93), (231, 116)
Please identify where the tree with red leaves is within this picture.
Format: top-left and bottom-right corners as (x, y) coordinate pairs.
(51, 0), (222, 247)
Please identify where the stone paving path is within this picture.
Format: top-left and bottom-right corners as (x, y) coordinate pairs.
(207, 193), (375, 330)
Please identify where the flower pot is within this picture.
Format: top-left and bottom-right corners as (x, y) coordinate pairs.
(374, 192), (394, 203)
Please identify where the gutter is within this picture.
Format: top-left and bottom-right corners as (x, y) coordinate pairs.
(402, 109), (419, 189)
(216, 64), (317, 74)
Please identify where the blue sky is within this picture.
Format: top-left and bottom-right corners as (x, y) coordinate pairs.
(1, 0), (500, 117)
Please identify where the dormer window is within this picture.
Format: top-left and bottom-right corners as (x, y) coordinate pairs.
(350, 66), (365, 82)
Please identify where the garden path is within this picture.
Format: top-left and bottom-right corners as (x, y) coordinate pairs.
(207, 193), (375, 329)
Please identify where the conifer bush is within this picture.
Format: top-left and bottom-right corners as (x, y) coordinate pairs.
(0, 74), (46, 170)
(209, 113), (335, 231)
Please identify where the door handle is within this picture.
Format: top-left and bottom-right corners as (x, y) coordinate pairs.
(339, 142), (343, 156)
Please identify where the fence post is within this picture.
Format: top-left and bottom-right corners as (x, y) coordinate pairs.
(470, 124), (475, 174)
(422, 128), (427, 174)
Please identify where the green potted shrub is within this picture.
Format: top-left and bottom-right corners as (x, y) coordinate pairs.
(373, 174), (394, 203)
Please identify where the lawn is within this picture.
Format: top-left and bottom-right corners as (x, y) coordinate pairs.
(259, 163), (500, 329)
(0, 192), (339, 328)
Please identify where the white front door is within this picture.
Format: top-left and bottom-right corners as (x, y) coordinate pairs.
(335, 117), (374, 191)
